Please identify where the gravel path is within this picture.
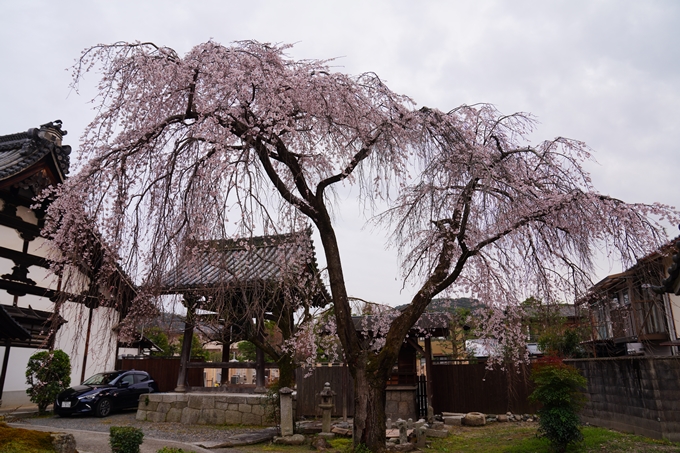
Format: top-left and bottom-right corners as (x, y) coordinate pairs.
(11, 409), (265, 445)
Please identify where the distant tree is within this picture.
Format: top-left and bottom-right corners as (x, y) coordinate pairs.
(25, 350), (71, 415)
(43, 41), (678, 450)
(539, 328), (587, 359)
(144, 326), (176, 358)
(235, 340), (278, 364)
(236, 341), (256, 361)
(443, 307), (474, 360)
(178, 333), (208, 360)
(522, 297), (587, 358)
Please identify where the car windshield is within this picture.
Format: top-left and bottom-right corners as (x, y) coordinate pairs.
(82, 372), (124, 385)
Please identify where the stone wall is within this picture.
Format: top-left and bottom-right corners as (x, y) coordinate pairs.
(136, 393), (271, 426)
(567, 357), (680, 442)
(385, 386), (416, 421)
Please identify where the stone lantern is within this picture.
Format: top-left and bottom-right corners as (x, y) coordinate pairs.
(318, 382), (336, 436)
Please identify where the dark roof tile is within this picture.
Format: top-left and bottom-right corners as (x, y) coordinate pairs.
(0, 121), (71, 181)
(162, 230), (330, 304)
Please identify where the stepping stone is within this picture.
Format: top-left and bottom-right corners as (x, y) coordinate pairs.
(194, 427), (278, 448)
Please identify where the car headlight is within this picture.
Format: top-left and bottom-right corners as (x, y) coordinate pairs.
(77, 395), (95, 402)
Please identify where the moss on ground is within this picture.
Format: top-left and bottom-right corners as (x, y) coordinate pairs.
(0, 422), (57, 453)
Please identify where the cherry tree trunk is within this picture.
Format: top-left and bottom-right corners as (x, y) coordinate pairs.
(277, 354), (295, 389)
(353, 361), (388, 451)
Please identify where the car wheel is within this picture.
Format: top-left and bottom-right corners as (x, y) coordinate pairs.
(95, 398), (112, 417)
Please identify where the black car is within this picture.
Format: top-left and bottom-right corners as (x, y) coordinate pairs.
(54, 370), (159, 417)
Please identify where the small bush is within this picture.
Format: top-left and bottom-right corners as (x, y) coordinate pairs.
(25, 349), (71, 415)
(110, 426), (144, 453)
(263, 380), (281, 426)
(352, 443), (372, 453)
(529, 355), (587, 452)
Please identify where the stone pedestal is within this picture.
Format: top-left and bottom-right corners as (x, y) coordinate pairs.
(318, 382), (336, 435)
(279, 387), (294, 436)
(320, 403), (333, 433)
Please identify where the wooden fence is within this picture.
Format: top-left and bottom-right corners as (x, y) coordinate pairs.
(430, 362), (538, 415)
(295, 365), (354, 418)
(116, 357), (204, 392)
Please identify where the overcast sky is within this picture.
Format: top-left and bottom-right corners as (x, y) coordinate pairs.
(1, 0), (678, 306)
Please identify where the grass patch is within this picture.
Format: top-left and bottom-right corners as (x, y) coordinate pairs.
(233, 424), (680, 453)
(0, 422), (56, 453)
(428, 423), (680, 453)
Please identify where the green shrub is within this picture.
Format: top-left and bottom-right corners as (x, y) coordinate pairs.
(352, 443), (372, 453)
(529, 355), (587, 452)
(110, 426), (144, 453)
(25, 349), (71, 415)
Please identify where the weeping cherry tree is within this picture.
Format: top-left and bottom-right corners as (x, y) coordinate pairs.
(42, 41), (678, 451)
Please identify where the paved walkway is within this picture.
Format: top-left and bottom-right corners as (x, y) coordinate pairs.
(2, 405), (272, 452)
(9, 423), (220, 453)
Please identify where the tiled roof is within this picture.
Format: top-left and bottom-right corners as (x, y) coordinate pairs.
(0, 121), (71, 182)
(162, 231), (330, 304)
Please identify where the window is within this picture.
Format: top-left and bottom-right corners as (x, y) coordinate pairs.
(120, 374), (134, 386)
(133, 373), (148, 384)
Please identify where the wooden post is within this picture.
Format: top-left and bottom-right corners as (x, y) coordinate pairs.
(424, 336), (434, 419)
(220, 337), (231, 385)
(255, 345), (266, 392)
(342, 362), (348, 421)
(80, 305), (94, 383)
(0, 339), (11, 408)
(175, 301), (195, 392)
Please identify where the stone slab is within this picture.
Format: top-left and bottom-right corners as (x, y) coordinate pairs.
(194, 427), (279, 448)
(443, 416), (463, 426)
(424, 428), (448, 438)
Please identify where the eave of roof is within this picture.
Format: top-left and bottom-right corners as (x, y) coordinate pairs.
(0, 122), (70, 184)
(161, 230), (331, 305)
(0, 304), (66, 348)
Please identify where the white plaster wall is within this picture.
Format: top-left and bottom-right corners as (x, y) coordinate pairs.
(0, 346), (43, 392)
(118, 347), (139, 358)
(0, 256), (14, 278)
(54, 302), (119, 385)
(0, 225), (23, 251)
(27, 236), (54, 259)
(61, 265), (90, 295)
(15, 206), (38, 225)
(14, 294), (52, 311)
(26, 265), (58, 290)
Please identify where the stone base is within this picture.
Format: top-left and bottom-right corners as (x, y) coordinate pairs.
(385, 386), (417, 421)
(136, 392), (269, 426)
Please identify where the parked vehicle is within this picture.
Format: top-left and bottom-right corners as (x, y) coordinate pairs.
(54, 370), (159, 417)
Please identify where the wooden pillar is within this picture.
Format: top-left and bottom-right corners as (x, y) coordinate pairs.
(342, 362), (348, 421)
(424, 336), (434, 418)
(0, 339), (11, 408)
(255, 345), (266, 392)
(175, 301), (195, 392)
(220, 335), (231, 385)
(80, 305), (94, 383)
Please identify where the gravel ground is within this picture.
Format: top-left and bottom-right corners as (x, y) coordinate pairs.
(10, 409), (264, 444)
